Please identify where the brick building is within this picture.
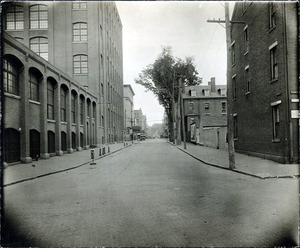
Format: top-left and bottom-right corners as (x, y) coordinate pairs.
(123, 84), (135, 140)
(230, 2), (298, 163)
(2, 1), (124, 164)
(182, 77), (227, 144)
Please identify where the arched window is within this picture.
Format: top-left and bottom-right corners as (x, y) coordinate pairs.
(6, 5), (24, 30)
(29, 69), (40, 101)
(47, 79), (55, 120)
(80, 96), (84, 125)
(30, 37), (48, 60)
(3, 58), (19, 95)
(30, 4), (48, 29)
(71, 92), (76, 123)
(73, 55), (88, 74)
(60, 86), (67, 122)
(73, 22), (87, 42)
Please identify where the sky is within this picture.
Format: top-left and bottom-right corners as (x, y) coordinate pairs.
(116, 1), (234, 126)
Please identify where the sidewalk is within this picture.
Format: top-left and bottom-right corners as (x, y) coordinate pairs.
(174, 142), (299, 179)
(3, 142), (132, 187)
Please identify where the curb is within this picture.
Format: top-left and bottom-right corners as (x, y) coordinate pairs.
(176, 146), (264, 179)
(3, 144), (133, 187)
(176, 146), (298, 180)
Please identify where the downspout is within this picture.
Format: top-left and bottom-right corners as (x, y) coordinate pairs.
(282, 2), (293, 162)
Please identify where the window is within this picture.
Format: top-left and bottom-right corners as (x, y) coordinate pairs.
(205, 103), (209, 109)
(80, 98), (84, 125)
(73, 55), (88, 74)
(72, 1), (87, 9)
(30, 37), (48, 60)
(3, 58), (19, 95)
(191, 90), (196, 97)
(222, 102), (226, 113)
(231, 41), (235, 65)
(47, 81), (55, 120)
(232, 75), (236, 100)
(30, 5), (48, 29)
(6, 5), (24, 30)
(101, 83), (104, 95)
(61, 87), (67, 122)
(87, 102), (90, 117)
(71, 93), (76, 123)
(245, 66), (250, 93)
(270, 43), (278, 80)
(204, 89), (209, 96)
(188, 102), (194, 111)
(220, 89), (226, 96)
(244, 25), (249, 53)
(233, 114), (238, 139)
(73, 22), (87, 42)
(272, 104), (280, 140)
(29, 70), (40, 101)
(269, 2), (276, 29)
(102, 115), (104, 127)
(93, 104), (96, 118)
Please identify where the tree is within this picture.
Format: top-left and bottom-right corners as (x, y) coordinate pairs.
(135, 46), (202, 142)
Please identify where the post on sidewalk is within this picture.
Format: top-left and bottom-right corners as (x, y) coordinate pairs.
(90, 149), (96, 165)
(225, 2), (236, 169)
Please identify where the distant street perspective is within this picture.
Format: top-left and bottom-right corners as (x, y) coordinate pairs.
(3, 139), (298, 247)
(2, 1), (299, 247)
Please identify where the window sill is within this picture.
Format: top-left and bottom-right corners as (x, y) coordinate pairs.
(205, 113), (210, 116)
(4, 92), (21, 100)
(244, 51), (249, 56)
(233, 98), (237, 102)
(270, 78), (278, 84)
(234, 138), (238, 141)
(269, 26), (276, 33)
(72, 41), (88, 44)
(222, 113), (227, 115)
(245, 91), (250, 96)
(29, 28), (48, 31)
(61, 122), (67, 125)
(47, 119), (56, 123)
(72, 123), (77, 126)
(74, 73), (88, 76)
(29, 99), (41, 105)
(231, 63), (236, 68)
(6, 29), (24, 32)
(272, 139), (281, 143)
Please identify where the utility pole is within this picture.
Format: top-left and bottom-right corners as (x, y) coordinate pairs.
(180, 77), (187, 149)
(207, 2), (236, 169)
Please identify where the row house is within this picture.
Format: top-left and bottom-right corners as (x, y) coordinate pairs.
(182, 78), (227, 145)
(230, 2), (298, 163)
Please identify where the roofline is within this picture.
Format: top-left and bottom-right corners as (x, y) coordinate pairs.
(124, 84), (135, 96)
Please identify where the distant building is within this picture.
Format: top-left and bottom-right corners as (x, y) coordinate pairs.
(182, 78), (227, 145)
(2, 2), (124, 164)
(123, 84), (135, 140)
(230, 2), (298, 163)
(134, 108), (143, 128)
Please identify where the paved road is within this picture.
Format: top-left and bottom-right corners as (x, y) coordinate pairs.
(2, 139), (299, 247)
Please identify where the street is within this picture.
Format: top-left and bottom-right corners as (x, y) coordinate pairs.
(2, 139), (299, 247)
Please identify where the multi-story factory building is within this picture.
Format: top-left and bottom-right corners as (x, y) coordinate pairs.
(2, 1), (124, 164)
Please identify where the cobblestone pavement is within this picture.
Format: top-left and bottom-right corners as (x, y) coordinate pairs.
(2, 139), (299, 247)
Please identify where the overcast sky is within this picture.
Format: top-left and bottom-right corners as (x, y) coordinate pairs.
(116, 1), (234, 126)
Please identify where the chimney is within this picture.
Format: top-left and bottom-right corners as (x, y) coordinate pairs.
(211, 77), (216, 92)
